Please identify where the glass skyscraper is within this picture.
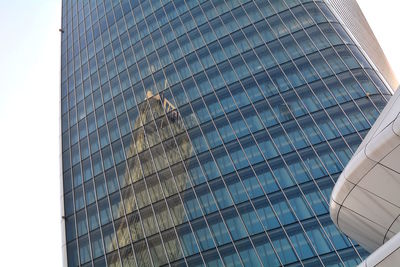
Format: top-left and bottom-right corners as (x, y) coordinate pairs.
(60, 1), (397, 266)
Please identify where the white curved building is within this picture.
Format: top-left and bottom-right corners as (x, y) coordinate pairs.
(330, 87), (400, 265)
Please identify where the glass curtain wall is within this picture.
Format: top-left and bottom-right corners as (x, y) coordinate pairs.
(61, 0), (392, 266)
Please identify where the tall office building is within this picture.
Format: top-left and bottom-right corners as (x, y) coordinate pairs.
(60, 0), (397, 266)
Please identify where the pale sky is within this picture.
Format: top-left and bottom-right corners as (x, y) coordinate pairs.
(0, 1), (398, 266)
(0, 0), (62, 266)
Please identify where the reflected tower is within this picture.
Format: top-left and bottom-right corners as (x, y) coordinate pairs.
(113, 91), (193, 266)
(61, 0), (397, 266)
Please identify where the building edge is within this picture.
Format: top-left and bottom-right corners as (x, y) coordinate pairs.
(324, 0), (398, 91)
(60, 1), (68, 266)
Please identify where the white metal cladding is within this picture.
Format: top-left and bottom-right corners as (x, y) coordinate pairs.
(330, 86), (400, 253)
(358, 232), (400, 267)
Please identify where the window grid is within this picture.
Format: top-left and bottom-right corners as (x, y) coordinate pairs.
(61, 0), (391, 266)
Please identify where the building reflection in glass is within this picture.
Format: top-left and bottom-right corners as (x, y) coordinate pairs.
(111, 90), (193, 266)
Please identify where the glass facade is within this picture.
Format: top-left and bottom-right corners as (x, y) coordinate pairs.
(60, 0), (393, 266)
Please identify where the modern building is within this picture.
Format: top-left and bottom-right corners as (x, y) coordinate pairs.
(330, 86), (400, 266)
(60, 0), (397, 266)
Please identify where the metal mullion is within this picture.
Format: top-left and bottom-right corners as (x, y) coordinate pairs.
(122, 160), (156, 267)
(212, 1), (352, 264)
(276, 3), (382, 260)
(308, 2), (390, 129)
(145, 107), (207, 264)
(72, 12), (97, 265)
(132, 104), (185, 266)
(247, 0), (361, 263)
(69, 59), (78, 129)
(169, 4), (346, 185)
(124, 0), (221, 60)
(203, 20), (327, 267)
(132, 2), (245, 80)
(64, 7), (84, 267)
(277, 2), (375, 142)
(191, 77), (293, 266)
(84, 190), (108, 263)
(134, 0), (264, 81)
(250, 23), (366, 162)
(142, 62), (230, 267)
(183, 0), (302, 264)
(249, 1), (357, 175)
(63, 2), (81, 265)
(152, 68), (243, 265)
(202, 1), (330, 265)
(133, 2), (217, 265)
(157, 0), (241, 247)
(205, 95), (368, 153)
(239, 0), (353, 257)
(87, 57), (120, 267)
(78, 136), (96, 265)
(167, 1), (268, 265)
(106, 5), (164, 267)
(200, 10), (325, 267)
(189, 2), (303, 265)
(68, 187), (81, 266)
(139, 2), (247, 266)
(75, 192), (88, 264)
(123, 9), (192, 267)
(126, 0), (172, 37)
(134, 110), (195, 266)
(131, 3), (339, 100)
(89, 4), (135, 266)
(85, 123), (109, 264)
(292, 29), (378, 135)
(152, 0), (264, 265)
(285, 1), (381, 261)
(144, 129), (206, 266)
(95, 51), (141, 267)
(104, 149), (139, 266)
(86, 109), (109, 265)
(237, 1), (354, 190)
(102, 116), (152, 267)
(135, 104), (197, 262)
(93, 2), (243, 93)
(119, 3), (199, 265)
(172, 1), (299, 266)
(153, 63), (373, 137)
(129, 51), (212, 267)
(249, 0), (346, 207)
(122, 0), (309, 63)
